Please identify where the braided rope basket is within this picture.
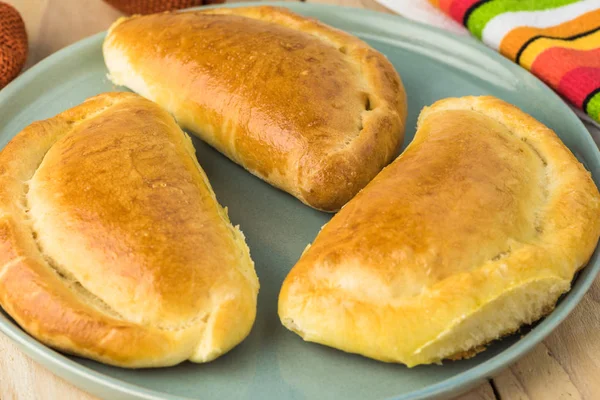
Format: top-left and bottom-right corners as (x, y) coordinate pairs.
(0, 2), (27, 89)
(104, 0), (226, 15)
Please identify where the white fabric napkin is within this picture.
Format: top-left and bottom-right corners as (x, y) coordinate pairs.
(375, 0), (467, 35)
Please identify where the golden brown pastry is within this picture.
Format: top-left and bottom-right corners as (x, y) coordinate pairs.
(103, 6), (406, 212)
(278, 96), (600, 367)
(0, 92), (259, 368)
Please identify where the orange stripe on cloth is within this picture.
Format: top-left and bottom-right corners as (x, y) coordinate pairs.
(429, 0), (442, 8)
(519, 28), (600, 70)
(499, 9), (600, 62)
(437, 0), (454, 14)
(531, 47), (600, 88)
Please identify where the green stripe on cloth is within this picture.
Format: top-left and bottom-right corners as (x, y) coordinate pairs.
(466, 0), (580, 39)
(585, 90), (600, 121)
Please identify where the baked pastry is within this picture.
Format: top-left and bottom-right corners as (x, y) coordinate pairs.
(0, 92), (259, 368)
(103, 6), (406, 212)
(278, 96), (600, 367)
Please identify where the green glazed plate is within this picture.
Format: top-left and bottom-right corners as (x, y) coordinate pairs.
(0, 2), (598, 400)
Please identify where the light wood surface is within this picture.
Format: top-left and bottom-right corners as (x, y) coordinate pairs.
(2, 1), (599, 399)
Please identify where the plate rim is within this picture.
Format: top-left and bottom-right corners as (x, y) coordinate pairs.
(0, 2), (598, 400)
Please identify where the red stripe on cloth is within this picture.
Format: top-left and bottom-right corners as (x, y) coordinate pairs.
(448, 0), (481, 23)
(532, 47), (600, 89)
(558, 67), (600, 108)
(438, 0), (456, 14)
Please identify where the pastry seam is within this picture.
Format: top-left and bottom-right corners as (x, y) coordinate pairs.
(202, 7), (384, 155)
(420, 103), (550, 234)
(11, 97), (215, 333)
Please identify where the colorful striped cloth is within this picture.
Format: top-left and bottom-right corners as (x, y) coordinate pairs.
(428, 0), (600, 124)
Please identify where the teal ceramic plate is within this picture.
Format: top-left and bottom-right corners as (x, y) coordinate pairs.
(0, 3), (598, 400)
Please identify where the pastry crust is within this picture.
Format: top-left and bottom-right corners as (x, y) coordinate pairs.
(103, 6), (406, 211)
(278, 96), (600, 367)
(0, 92), (259, 368)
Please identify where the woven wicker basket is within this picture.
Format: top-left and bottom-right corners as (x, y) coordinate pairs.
(0, 2), (27, 89)
(104, 0), (226, 15)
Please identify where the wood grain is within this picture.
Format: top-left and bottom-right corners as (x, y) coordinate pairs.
(2, 1), (600, 399)
(0, 333), (95, 400)
(493, 278), (600, 400)
(458, 383), (498, 400)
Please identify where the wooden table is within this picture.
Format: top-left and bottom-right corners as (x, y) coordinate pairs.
(2, 1), (599, 399)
